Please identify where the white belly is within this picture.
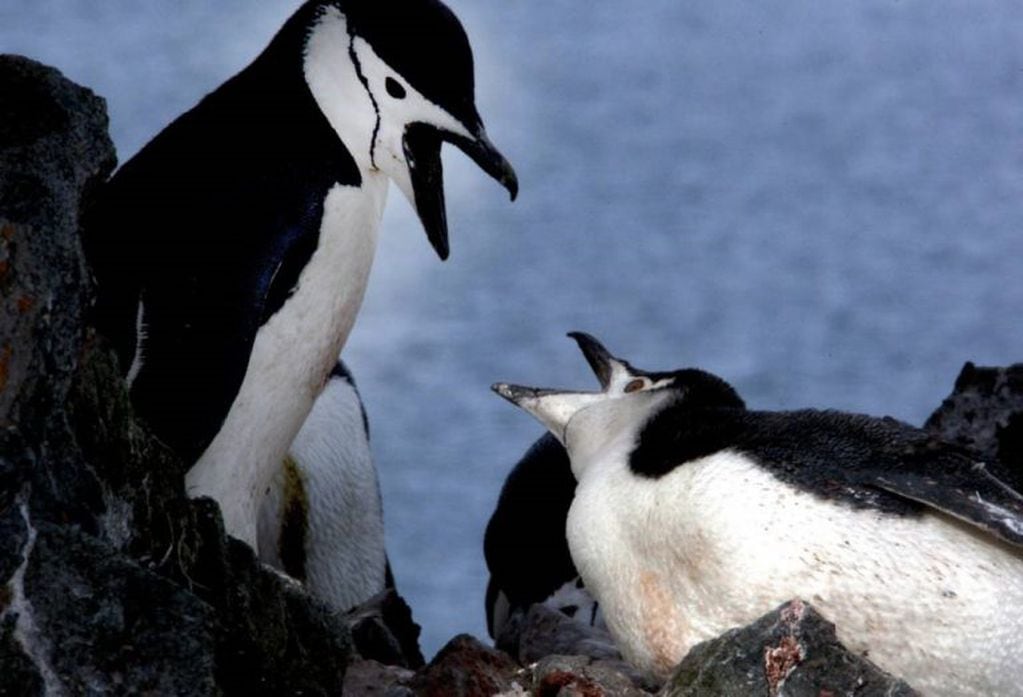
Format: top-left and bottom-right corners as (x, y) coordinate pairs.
(567, 452), (1023, 695)
(256, 374), (387, 611)
(186, 179), (388, 547)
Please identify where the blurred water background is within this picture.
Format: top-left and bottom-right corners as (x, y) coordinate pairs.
(3, 0), (1022, 656)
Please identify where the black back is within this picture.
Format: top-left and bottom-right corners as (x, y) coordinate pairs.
(630, 377), (1023, 546)
(82, 2), (359, 461)
(483, 433), (578, 636)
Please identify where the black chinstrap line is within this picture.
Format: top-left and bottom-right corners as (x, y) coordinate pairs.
(347, 32), (381, 169)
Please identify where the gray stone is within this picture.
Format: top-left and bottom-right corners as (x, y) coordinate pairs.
(516, 603), (622, 665)
(18, 516), (218, 695)
(513, 604), (660, 692)
(0, 52), (117, 541)
(346, 588), (426, 669)
(925, 361), (1023, 489)
(660, 599), (918, 697)
(343, 659), (416, 697)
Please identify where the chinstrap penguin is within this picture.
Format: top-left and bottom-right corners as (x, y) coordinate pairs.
(83, 0), (517, 547)
(493, 333), (1023, 696)
(257, 360), (390, 612)
(485, 333), (661, 639)
(484, 433), (597, 640)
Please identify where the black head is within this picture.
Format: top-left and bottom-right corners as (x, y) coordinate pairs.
(493, 332), (745, 448)
(343, 0), (479, 129)
(305, 0), (518, 259)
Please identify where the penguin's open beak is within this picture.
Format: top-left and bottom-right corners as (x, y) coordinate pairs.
(403, 122), (517, 261)
(491, 383), (603, 445)
(568, 332), (617, 389)
(567, 331), (643, 391)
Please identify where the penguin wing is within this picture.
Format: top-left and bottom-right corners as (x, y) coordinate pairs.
(873, 457), (1023, 547)
(85, 124), (339, 462)
(741, 410), (1023, 548)
(127, 277), (263, 461)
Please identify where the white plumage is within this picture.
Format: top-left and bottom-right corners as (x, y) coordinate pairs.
(494, 333), (1023, 695)
(257, 365), (387, 611)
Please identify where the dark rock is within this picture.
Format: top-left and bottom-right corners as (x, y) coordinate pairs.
(347, 588), (427, 669)
(343, 658), (416, 697)
(510, 604), (659, 692)
(516, 603), (621, 665)
(0, 53), (117, 539)
(20, 516), (218, 694)
(0, 55), (359, 695)
(925, 361), (1023, 488)
(527, 655), (653, 697)
(661, 599), (918, 697)
(407, 634), (521, 697)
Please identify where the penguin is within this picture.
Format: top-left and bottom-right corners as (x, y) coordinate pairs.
(492, 333), (1023, 696)
(81, 0), (518, 547)
(485, 333), (653, 639)
(484, 433), (594, 640)
(257, 360), (390, 612)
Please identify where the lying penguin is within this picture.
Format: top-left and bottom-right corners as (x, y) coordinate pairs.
(83, 0), (517, 548)
(257, 361), (388, 612)
(493, 334), (1023, 696)
(485, 333), (647, 638)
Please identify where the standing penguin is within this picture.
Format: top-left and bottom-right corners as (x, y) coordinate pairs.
(257, 360), (388, 612)
(493, 334), (1023, 696)
(82, 0), (517, 546)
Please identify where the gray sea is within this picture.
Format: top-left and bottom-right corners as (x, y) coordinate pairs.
(4, 0), (1022, 656)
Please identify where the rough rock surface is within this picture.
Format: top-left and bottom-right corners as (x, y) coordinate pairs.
(346, 588), (426, 669)
(661, 599), (918, 697)
(508, 603), (659, 692)
(925, 361), (1023, 488)
(406, 634), (522, 697)
(0, 55), (354, 696)
(520, 654), (651, 697)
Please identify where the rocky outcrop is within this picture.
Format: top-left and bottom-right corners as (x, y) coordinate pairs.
(661, 600), (917, 697)
(500, 603), (657, 692)
(0, 55), (354, 696)
(394, 600), (916, 696)
(926, 361), (1023, 488)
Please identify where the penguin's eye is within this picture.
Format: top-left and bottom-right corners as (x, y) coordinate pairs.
(624, 378), (647, 393)
(385, 77), (407, 99)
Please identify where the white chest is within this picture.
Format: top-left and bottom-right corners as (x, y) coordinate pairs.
(256, 375), (386, 611)
(186, 180), (388, 547)
(567, 451), (1023, 695)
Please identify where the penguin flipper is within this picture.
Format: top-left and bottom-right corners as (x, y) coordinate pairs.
(128, 285), (259, 462)
(719, 409), (1023, 547)
(875, 460), (1023, 547)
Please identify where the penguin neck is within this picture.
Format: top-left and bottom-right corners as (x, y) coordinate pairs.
(565, 392), (674, 484)
(303, 6), (377, 174)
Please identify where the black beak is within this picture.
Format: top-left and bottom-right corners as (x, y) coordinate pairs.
(567, 331), (618, 389)
(403, 122), (518, 261)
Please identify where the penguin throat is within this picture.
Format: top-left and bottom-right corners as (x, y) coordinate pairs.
(303, 6), (377, 172)
(346, 31), (381, 170)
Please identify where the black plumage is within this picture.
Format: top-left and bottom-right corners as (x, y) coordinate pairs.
(630, 370), (1023, 547)
(483, 433), (579, 637)
(82, 2), (356, 461)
